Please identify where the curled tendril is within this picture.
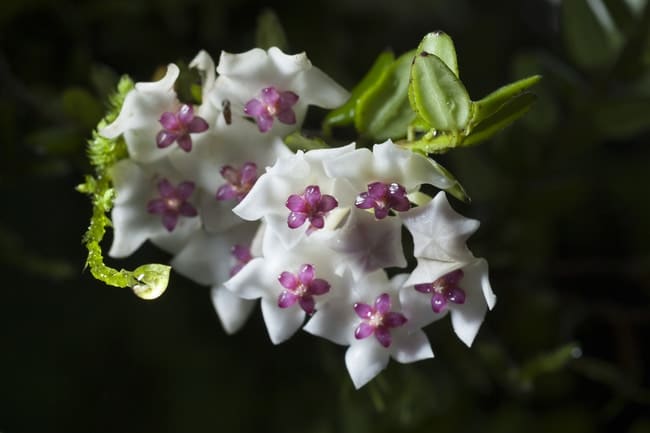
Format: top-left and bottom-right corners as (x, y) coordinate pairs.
(77, 75), (170, 300)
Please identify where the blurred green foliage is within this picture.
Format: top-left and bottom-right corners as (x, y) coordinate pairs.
(1, 0), (649, 432)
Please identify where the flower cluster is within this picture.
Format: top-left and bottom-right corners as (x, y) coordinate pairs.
(99, 47), (495, 389)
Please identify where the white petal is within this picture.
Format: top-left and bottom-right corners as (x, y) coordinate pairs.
(345, 337), (390, 389)
(402, 191), (479, 262)
(268, 47), (312, 76)
(217, 48), (269, 76)
(108, 159), (160, 257)
(303, 301), (356, 346)
(232, 174), (295, 222)
(371, 140), (418, 186)
(324, 140), (451, 192)
(99, 91), (136, 140)
(198, 195), (244, 233)
(351, 269), (394, 300)
(223, 257), (272, 299)
(169, 116), (272, 192)
(403, 259), (461, 287)
(389, 273), (410, 291)
(401, 259), (460, 327)
(328, 209), (406, 279)
(450, 258), (495, 347)
(389, 148), (453, 191)
(211, 286), (256, 334)
(323, 147), (374, 188)
(266, 150), (311, 177)
(390, 329), (434, 364)
(474, 258), (496, 310)
(249, 221), (266, 256)
(150, 216), (199, 255)
(136, 63), (180, 92)
(171, 223), (258, 286)
(294, 65), (350, 108)
(190, 50), (216, 92)
(303, 143), (357, 168)
(109, 202), (158, 257)
(399, 284), (448, 328)
(109, 158), (201, 257)
(101, 64), (180, 164)
(171, 230), (230, 286)
(260, 296), (305, 344)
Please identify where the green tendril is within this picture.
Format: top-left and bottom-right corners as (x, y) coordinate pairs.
(77, 76), (170, 300)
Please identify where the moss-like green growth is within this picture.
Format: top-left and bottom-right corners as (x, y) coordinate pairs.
(77, 76), (170, 299)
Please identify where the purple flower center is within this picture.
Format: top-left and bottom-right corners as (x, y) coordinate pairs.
(286, 185), (338, 234)
(353, 293), (407, 348)
(156, 104), (209, 152)
(414, 269), (466, 313)
(146, 179), (198, 231)
(216, 162), (258, 201)
(277, 264), (331, 315)
(230, 244), (253, 277)
(355, 182), (411, 219)
(244, 86), (299, 133)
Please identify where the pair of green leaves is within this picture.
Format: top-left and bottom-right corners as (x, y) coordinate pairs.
(325, 32), (541, 154)
(323, 49), (415, 140)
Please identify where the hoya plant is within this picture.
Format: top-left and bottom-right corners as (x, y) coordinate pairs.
(78, 29), (539, 389)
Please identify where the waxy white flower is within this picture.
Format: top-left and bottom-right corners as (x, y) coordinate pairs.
(171, 222), (262, 334)
(305, 271), (433, 389)
(326, 207), (407, 279)
(400, 192), (496, 347)
(224, 228), (351, 344)
(101, 64), (215, 163)
(232, 144), (358, 248)
(168, 115), (292, 233)
(211, 47), (349, 135)
(108, 158), (201, 258)
(324, 140), (453, 219)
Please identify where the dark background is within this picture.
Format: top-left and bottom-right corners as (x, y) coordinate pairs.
(1, 0), (650, 432)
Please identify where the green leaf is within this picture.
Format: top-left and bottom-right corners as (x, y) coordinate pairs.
(562, 0), (624, 70)
(471, 75), (541, 127)
(131, 264), (171, 300)
(323, 50), (395, 134)
(255, 9), (289, 51)
(175, 61), (203, 105)
(416, 31), (459, 77)
(355, 50), (416, 140)
(284, 132), (329, 152)
(463, 92), (537, 146)
(408, 51), (471, 132)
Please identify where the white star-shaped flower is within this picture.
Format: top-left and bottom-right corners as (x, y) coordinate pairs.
(400, 192), (496, 347)
(232, 144), (358, 248)
(326, 207), (406, 279)
(324, 139), (453, 193)
(168, 114), (292, 233)
(101, 51), (221, 164)
(305, 271), (433, 389)
(402, 190), (480, 262)
(108, 158), (201, 258)
(224, 228), (351, 344)
(210, 47), (349, 135)
(171, 222), (262, 334)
